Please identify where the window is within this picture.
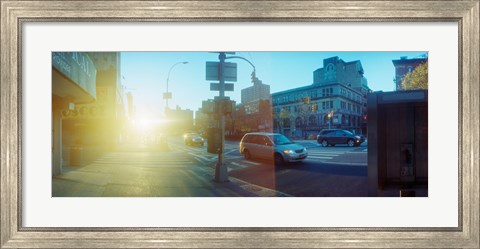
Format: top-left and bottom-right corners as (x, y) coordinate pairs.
(330, 101), (333, 108)
(309, 115), (317, 125)
(321, 130), (334, 136)
(324, 63), (337, 80)
(335, 130), (345, 136)
(283, 118), (291, 128)
(245, 135), (259, 144)
(260, 136), (272, 146)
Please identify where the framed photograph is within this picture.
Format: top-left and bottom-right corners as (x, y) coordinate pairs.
(1, 1), (478, 248)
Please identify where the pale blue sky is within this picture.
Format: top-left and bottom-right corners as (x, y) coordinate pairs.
(120, 51), (426, 119)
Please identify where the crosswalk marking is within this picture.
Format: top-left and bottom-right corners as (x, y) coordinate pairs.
(308, 152), (341, 156)
(242, 160), (261, 165)
(308, 156), (334, 159)
(310, 152), (344, 155)
(191, 153), (211, 161)
(307, 149), (347, 161)
(227, 162), (247, 172)
(90, 150), (197, 169)
(230, 162), (248, 168)
(225, 155), (244, 160)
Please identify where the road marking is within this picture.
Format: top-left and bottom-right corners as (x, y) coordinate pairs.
(307, 156), (334, 159)
(242, 160), (261, 165)
(227, 162), (249, 172)
(190, 153), (213, 162)
(225, 156), (244, 160)
(309, 152), (344, 155)
(230, 162), (248, 168)
(224, 149), (238, 155)
(308, 152), (342, 155)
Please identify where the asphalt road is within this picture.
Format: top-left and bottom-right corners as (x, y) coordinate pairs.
(169, 136), (369, 197)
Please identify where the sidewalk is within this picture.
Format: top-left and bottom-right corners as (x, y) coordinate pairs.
(52, 146), (289, 197)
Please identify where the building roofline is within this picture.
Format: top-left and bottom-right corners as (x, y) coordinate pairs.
(272, 82), (364, 96)
(392, 58), (428, 65)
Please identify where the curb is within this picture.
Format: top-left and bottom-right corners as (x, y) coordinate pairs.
(205, 161), (292, 197)
(229, 177), (293, 197)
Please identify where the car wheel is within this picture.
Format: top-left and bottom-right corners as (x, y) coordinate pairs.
(274, 153), (285, 167)
(321, 140), (328, 147)
(243, 149), (251, 160)
(347, 139), (355, 147)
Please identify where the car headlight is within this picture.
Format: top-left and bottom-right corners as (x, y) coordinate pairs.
(283, 150), (295, 154)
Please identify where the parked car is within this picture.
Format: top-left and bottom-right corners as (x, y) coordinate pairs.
(316, 129), (365, 147)
(183, 133), (205, 146)
(239, 132), (308, 166)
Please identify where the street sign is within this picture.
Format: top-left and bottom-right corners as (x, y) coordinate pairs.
(205, 62), (218, 81)
(205, 61), (237, 82)
(210, 83), (234, 91)
(223, 62), (237, 82)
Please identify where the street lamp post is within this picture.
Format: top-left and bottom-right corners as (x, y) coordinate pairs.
(213, 53), (257, 183)
(164, 61), (188, 111)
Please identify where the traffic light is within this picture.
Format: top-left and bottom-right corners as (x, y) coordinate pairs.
(251, 71), (256, 83)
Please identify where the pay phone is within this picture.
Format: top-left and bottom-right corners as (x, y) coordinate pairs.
(400, 143), (414, 183)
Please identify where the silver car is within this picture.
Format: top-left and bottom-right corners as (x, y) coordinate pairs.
(239, 132), (308, 165)
(183, 133), (204, 146)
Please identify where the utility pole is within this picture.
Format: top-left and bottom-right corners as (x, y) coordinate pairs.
(205, 52), (257, 182)
(214, 52), (229, 182)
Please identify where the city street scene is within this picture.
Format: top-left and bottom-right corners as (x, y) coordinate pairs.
(52, 52), (428, 197)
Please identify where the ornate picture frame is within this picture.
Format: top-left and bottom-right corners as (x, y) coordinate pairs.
(1, 1), (478, 248)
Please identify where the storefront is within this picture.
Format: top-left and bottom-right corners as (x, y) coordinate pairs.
(52, 52), (97, 176)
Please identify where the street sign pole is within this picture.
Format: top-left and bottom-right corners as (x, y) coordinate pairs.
(214, 52), (229, 182)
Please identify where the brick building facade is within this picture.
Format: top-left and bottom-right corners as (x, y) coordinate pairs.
(392, 56), (428, 91)
(272, 56), (370, 138)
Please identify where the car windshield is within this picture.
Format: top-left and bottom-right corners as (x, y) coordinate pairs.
(272, 134), (293, 145)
